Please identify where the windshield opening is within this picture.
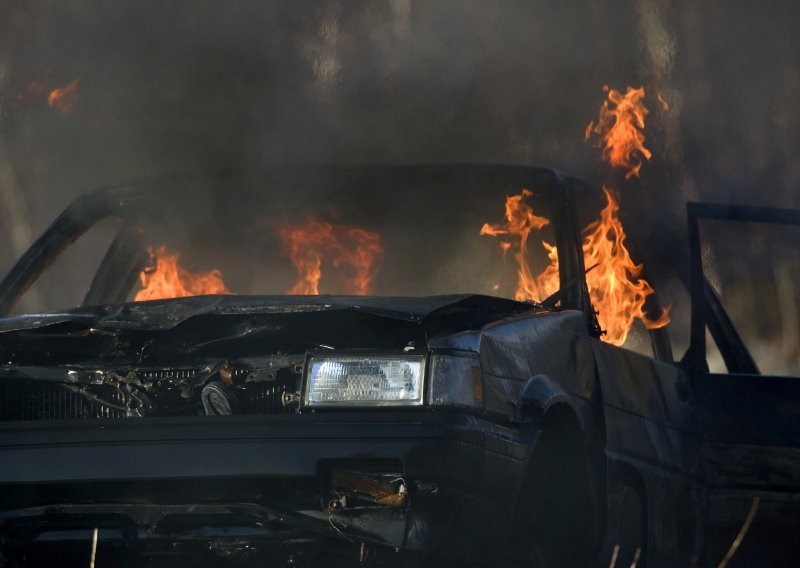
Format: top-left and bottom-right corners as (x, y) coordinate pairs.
(6, 169), (566, 311)
(128, 182), (560, 301)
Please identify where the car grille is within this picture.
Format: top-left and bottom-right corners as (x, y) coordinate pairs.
(0, 378), (295, 421)
(245, 382), (294, 414)
(0, 381), (130, 421)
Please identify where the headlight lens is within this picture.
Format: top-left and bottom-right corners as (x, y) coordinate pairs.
(304, 355), (425, 407)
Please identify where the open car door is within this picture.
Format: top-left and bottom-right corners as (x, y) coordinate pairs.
(685, 202), (800, 566)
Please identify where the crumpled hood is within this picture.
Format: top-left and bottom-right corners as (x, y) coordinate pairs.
(0, 293), (537, 334)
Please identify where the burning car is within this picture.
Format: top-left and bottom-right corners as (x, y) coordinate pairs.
(0, 165), (798, 567)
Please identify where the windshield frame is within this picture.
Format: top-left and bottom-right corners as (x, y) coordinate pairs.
(0, 165), (594, 329)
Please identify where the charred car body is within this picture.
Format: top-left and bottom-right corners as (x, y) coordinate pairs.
(0, 166), (798, 567)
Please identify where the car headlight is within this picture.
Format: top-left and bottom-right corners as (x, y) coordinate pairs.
(304, 354), (426, 407)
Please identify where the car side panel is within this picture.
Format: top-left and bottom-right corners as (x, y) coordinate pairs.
(591, 341), (702, 566)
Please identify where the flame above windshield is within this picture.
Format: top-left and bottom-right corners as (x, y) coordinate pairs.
(583, 187), (669, 345)
(481, 187), (669, 346)
(277, 217), (382, 295)
(479, 189), (560, 301)
(134, 245), (232, 301)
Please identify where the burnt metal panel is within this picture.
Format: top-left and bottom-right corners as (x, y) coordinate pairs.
(694, 373), (800, 448)
(436, 310), (598, 426)
(592, 340), (697, 475)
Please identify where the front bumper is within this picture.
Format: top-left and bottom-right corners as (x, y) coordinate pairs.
(0, 412), (534, 563)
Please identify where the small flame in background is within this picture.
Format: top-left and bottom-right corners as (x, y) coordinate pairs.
(585, 85), (651, 179)
(47, 79), (79, 115)
(480, 189), (560, 301)
(7, 75), (79, 113)
(657, 92), (670, 112)
(482, 84), (670, 346)
(134, 245), (231, 301)
(277, 217), (382, 295)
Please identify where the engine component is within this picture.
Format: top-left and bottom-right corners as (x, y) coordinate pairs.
(201, 381), (239, 415)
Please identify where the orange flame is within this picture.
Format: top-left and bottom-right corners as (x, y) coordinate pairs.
(277, 217), (382, 295)
(482, 188), (669, 345)
(582, 187), (669, 345)
(47, 79), (79, 115)
(657, 92), (670, 112)
(134, 245), (231, 301)
(585, 85), (652, 179)
(480, 189), (560, 301)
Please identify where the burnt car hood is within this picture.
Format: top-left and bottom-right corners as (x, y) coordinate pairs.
(0, 293), (536, 334)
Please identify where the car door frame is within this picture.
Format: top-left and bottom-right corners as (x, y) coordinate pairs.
(684, 201), (800, 376)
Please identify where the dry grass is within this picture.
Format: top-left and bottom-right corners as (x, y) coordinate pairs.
(717, 497), (761, 568)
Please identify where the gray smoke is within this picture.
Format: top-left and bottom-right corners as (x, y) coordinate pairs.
(0, 1), (798, 369)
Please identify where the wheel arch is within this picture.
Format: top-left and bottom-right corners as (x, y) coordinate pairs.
(505, 396), (603, 565)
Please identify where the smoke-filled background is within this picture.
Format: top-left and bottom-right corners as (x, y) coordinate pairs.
(0, 1), (798, 370)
